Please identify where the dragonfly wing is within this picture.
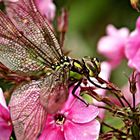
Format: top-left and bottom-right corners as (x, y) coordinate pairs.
(40, 66), (70, 114)
(0, 11), (50, 75)
(9, 80), (47, 140)
(5, 0), (63, 64)
(0, 36), (46, 74)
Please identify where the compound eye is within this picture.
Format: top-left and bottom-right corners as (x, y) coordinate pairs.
(84, 57), (101, 77)
(85, 61), (97, 77)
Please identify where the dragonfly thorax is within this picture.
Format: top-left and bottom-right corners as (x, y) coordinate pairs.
(51, 56), (71, 70)
(69, 56), (101, 81)
(50, 56), (101, 82)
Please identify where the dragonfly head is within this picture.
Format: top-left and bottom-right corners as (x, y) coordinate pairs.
(82, 56), (101, 78)
(70, 57), (101, 80)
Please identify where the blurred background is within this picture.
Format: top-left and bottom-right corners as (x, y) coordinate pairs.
(55, 0), (139, 86)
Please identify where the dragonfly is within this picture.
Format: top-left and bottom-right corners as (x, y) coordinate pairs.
(0, 0), (105, 139)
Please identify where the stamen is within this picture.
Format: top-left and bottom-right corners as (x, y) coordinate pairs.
(54, 113), (66, 125)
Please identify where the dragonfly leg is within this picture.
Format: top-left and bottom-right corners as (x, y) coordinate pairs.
(71, 81), (89, 106)
(87, 77), (112, 90)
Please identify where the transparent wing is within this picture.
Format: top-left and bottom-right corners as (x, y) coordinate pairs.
(0, 36), (46, 74)
(40, 66), (69, 114)
(9, 80), (47, 140)
(0, 11), (51, 74)
(5, 0), (63, 64)
(0, 0), (63, 75)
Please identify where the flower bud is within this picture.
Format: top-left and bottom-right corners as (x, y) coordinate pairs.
(130, 0), (140, 11)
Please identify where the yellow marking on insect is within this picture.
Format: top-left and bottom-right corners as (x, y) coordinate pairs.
(73, 61), (82, 69)
(84, 62), (95, 77)
(55, 65), (61, 70)
(63, 62), (69, 66)
(88, 68), (95, 77)
(55, 62), (70, 70)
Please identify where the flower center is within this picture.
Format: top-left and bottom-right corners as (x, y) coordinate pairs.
(54, 113), (66, 125)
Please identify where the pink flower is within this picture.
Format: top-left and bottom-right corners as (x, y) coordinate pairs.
(0, 88), (13, 140)
(97, 24), (129, 69)
(125, 17), (140, 72)
(39, 87), (100, 140)
(35, 0), (56, 22)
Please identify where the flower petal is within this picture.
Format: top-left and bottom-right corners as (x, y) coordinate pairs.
(64, 120), (100, 140)
(62, 87), (80, 112)
(0, 104), (10, 121)
(98, 24), (129, 68)
(67, 99), (99, 123)
(0, 104), (12, 140)
(35, 0), (56, 21)
(39, 126), (65, 140)
(125, 30), (140, 59)
(39, 115), (65, 140)
(125, 16), (140, 71)
(127, 48), (140, 71)
(0, 88), (8, 110)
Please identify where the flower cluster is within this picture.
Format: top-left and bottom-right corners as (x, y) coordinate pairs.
(97, 17), (140, 72)
(39, 87), (100, 140)
(97, 17), (140, 107)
